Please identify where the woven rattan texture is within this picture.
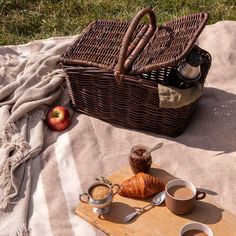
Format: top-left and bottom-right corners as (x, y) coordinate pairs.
(61, 11), (208, 75)
(63, 46), (211, 137)
(61, 8), (211, 136)
(132, 12), (209, 74)
(64, 66), (197, 136)
(60, 20), (144, 70)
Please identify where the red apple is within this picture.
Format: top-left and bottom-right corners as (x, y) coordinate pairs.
(46, 106), (71, 131)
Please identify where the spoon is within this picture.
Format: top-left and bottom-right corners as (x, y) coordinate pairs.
(143, 142), (164, 157)
(124, 191), (165, 223)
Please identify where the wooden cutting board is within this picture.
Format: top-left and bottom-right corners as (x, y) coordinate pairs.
(75, 166), (236, 236)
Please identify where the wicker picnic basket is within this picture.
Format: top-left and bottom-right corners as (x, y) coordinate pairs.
(60, 8), (211, 137)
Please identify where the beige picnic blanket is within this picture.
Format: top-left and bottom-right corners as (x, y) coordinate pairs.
(0, 21), (236, 236)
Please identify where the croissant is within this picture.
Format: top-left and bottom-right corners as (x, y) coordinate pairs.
(118, 172), (165, 199)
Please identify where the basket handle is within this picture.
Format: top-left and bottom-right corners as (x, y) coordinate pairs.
(114, 8), (156, 84)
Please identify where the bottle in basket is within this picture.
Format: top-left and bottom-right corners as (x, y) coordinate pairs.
(175, 48), (204, 89)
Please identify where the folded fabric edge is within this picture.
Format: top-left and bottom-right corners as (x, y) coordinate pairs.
(158, 83), (202, 109)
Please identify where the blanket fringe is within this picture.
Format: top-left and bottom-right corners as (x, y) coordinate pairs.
(0, 123), (31, 211)
(15, 224), (29, 236)
(0, 69), (65, 211)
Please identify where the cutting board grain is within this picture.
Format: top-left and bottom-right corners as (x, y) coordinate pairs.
(75, 166), (236, 236)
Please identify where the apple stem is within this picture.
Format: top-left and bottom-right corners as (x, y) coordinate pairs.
(52, 111), (61, 118)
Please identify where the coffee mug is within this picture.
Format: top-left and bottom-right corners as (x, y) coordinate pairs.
(165, 179), (206, 215)
(79, 182), (120, 215)
(179, 222), (213, 236)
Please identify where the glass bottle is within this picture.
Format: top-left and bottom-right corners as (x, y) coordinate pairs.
(175, 48), (204, 88)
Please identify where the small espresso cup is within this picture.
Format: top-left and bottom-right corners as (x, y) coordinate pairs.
(179, 222), (213, 236)
(165, 179), (206, 215)
(79, 182), (120, 215)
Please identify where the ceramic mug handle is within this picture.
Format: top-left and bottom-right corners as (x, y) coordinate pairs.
(196, 190), (206, 200)
(79, 193), (89, 203)
(111, 184), (120, 195)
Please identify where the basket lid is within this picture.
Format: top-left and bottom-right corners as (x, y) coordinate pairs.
(60, 19), (144, 69)
(131, 12), (209, 74)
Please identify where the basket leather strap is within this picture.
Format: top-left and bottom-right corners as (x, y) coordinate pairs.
(114, 8), (156, 84)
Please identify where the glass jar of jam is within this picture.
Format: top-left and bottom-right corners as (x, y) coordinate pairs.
(129, 144), (152, 174)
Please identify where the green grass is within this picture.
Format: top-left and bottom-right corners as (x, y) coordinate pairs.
(0, 0), (235, 45)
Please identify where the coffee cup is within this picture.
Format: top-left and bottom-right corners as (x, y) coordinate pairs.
(165, 179), (206, 215)
(79, 182), (120, 215)
(179, 222), (213, 236)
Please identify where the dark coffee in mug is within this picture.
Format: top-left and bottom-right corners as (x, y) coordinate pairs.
(168, 185), (194, 199)
(182, 229), (208, 236)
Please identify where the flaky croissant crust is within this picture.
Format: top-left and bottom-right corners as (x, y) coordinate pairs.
(118, 172), (165, 199)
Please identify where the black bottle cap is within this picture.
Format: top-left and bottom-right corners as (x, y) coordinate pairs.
(186, 49), (204, 67)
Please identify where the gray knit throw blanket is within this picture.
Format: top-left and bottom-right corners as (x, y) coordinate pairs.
(0, 44), (67, 236)
(0, 69), (65, 235)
